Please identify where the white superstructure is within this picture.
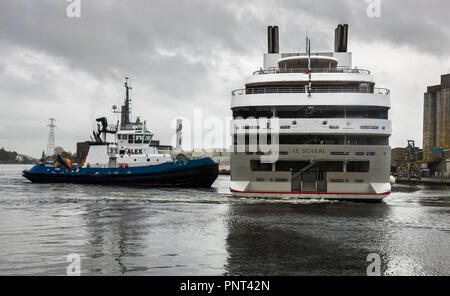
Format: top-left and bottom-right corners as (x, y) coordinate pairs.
(83, 78), (173, 168)
(230, 25), (392, 201)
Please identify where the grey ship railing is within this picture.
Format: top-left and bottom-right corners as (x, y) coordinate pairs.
(232, 86), (390, 96)
(253, 67), (371, 75)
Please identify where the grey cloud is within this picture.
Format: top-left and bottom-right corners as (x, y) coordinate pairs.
(279, 0), (450, 57)
(0, 0), (449, 156)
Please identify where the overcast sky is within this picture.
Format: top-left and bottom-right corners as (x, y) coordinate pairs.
(1, 0), (449, 157)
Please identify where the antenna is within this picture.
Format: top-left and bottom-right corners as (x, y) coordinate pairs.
(46, 118), (56, 156)
(121, 77), (133, 129)
(306, 35), (312, 96)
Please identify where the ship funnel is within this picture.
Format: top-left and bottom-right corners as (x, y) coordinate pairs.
(267, 25), (279, 54)
(267, 26), (273, 53)
(342, 24), (348, 52)
(272, 26), (279, 53)
(334, 24), (348, 52)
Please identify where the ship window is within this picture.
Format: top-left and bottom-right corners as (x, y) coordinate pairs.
(135, 134), (143, 144)
(144, 134), (152, 144)
(316, 161), (344, 172)
(330, 179), (345, 183)
(331, 152), (349, 155)
(275, 161), (310, 171)
(271, 178), (288, 182)
(128, 135), (134, 143)
(347, 161), (370, 172)
(250, 160), (272, 171)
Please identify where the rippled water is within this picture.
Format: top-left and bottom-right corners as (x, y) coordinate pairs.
(0, 165), (449, 275)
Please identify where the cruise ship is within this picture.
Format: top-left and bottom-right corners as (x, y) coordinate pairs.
(230, 25), (392, 201)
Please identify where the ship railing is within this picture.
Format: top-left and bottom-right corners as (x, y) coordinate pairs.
(232, 86), (390, 96)
(253, 67), (371, 75)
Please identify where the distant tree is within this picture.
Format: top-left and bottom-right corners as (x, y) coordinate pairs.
(0, 147), (35, 164)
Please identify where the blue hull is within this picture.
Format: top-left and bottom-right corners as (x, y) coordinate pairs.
(23, 158), (218, 188)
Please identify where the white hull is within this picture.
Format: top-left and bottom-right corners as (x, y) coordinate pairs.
(230, 189), (390, 201)
(229, 25), (392, 203)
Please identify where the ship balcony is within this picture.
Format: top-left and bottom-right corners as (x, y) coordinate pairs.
(232, 118), (391, 136)
(231, 88), (391, 109)
(232, 86), (389, 96)
(253, 67), (371, 75)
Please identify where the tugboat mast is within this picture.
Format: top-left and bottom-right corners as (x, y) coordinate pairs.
(121, 77), (132, 130)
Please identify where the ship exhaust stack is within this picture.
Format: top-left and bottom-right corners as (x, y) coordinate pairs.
(334, 24), (348, 52)
(272, 26), (279, 53)
(267, 25), (279, 53)
(267, 26), (273, 53)
(342, 24), (348, 52)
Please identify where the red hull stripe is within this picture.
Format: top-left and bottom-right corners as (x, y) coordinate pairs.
(230, 189), (390, 196)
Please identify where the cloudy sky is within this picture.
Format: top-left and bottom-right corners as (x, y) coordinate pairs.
(0, 0), (449, 157)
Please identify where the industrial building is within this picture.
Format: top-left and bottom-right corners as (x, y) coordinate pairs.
(391, 74), (450, 181)
(423, 74), (450, 155)
(422, 74), (450, 177)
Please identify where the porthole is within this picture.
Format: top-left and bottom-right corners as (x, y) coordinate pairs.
(147, 158), (150, 162)
(322, 120), (328, 126)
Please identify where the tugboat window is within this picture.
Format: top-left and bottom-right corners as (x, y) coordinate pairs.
(135, 134), (143, 144)
(144, 134), (152, 144)
(128, 135), (133, 143)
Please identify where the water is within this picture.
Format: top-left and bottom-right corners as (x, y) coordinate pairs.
(0, 164), (449, 275)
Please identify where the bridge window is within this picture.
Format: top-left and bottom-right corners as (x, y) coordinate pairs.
(233, 106), (388, 119)
(144, 134), (152, 144)
(135, 134), (143, 144)
(128, 135), (133, 144)
(278, 135), (388, 145)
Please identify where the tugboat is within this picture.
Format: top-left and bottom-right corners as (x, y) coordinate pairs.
(23, 78), (218, 188)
